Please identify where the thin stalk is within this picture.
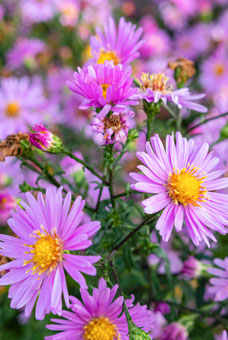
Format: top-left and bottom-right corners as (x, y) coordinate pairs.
(162, 103), (177, 120)
(107, 215), (157, 261)
(187, 112), (228, 133)
(62, 148), (107, 184)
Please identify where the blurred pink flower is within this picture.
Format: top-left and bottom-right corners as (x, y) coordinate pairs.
(20, 0), (57, 23)
(7, 38), (46, 70)
(0, 77), (46, 139)
(90, 16), (144, 65)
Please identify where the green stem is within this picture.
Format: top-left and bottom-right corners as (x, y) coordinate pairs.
(112, 189), (136, 199)
(143, 100), (160, 141)
(62, 148), (108, 184)
(107, 215), (157, 261)
(187, 112), (228, 133)
(155, 299), (228, 325)
(27, 155), (65, 191)
(176, 109), (182, 131)
(103, 144), (115, 208)
(162, 103), (177, 120)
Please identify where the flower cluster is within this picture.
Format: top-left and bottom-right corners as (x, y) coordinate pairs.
(0, 2), (228, 340)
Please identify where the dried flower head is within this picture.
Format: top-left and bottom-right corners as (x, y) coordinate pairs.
(0, 132), (29, 161)
(168, 58), (196, 84)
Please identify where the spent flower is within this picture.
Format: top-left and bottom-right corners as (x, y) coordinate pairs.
(91, 110), (135, 145)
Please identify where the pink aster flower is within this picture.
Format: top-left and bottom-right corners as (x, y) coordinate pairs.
(0, 192), (17, 226)
(0, 77), (46, 139)
(67, 62), (140, 115)
(0, 187), (101, 320)
(20, 0), (57, 23)
(6, 38), (46, 70)
(45, 277), (153, 339)
(160, 322), (188, 340)
(174, 24), (211, 60)
(139, 16), (171, 58)
(90, 16), (144, 66)
(130, 132), (228, 246)
(181, 256), (203, 278)
(91, 110), (135, 145)
(139, 73), (207, 113)
(58, 0), (79, 27)
(208, 258), (228, 301)
(215, 330), (228, 340)
(200, 47), (228, 95)
(29, 124), (62, 153)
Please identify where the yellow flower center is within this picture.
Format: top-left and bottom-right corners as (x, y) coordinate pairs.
(5, 101), (20, 117)
(167, 165), (207, 206)
(0, 198), (7, 210)
(62, 4), (78, 18)
(139, 73), (173, 94)
(83, 317), (120, 340)
(24, 226), (63, 275)
(97, 50), (120, 65)
(101, 84), (110, 99)
(214, 64), (225, 76)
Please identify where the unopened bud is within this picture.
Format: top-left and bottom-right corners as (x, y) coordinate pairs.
(29, 124), (63, 153)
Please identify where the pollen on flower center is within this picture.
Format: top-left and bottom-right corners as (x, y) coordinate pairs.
(5, 101), (20, 117)
(62, 5), (78, 17)
(103, 115), (121, 132)
(101, 84), (110, 99)
(0, 198), (7, 210)
(83, 317), (120, 340)
(139, 72), (173, 94)
(24, 226), (63, 275)
(97, 50), (120, 65)
(214, 64), (225, 76)
(167, 165), (207, 206)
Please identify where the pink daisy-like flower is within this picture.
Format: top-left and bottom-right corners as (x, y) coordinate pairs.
(200, 47), (228, 95)
(45, 277), (153, 339)
(130, 132), (228, 246)
(90, 16), (144, 66)
(208, 258), (228, 301)
(139, 72), (207, 113)
(20, 0), (57, 23)
(91, 110), (135, 145)
(181, 256), (203, 278)
(160, 322), (188, 340)
(6, 38), (46, 70)
(215, 330), (228, 340)
(0, 77), (46, 139)
(0, 187), (101, 320)
(58, 0), (79, 27)
(0, 192), (17, 226)
(67, 62), (140, 115)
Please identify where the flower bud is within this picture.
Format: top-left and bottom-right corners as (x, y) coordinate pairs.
(129, 321), (152, 340)
(29, 124), (63, 153)
(160, 322), (188, 340)
(182, 256), (203, 279)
